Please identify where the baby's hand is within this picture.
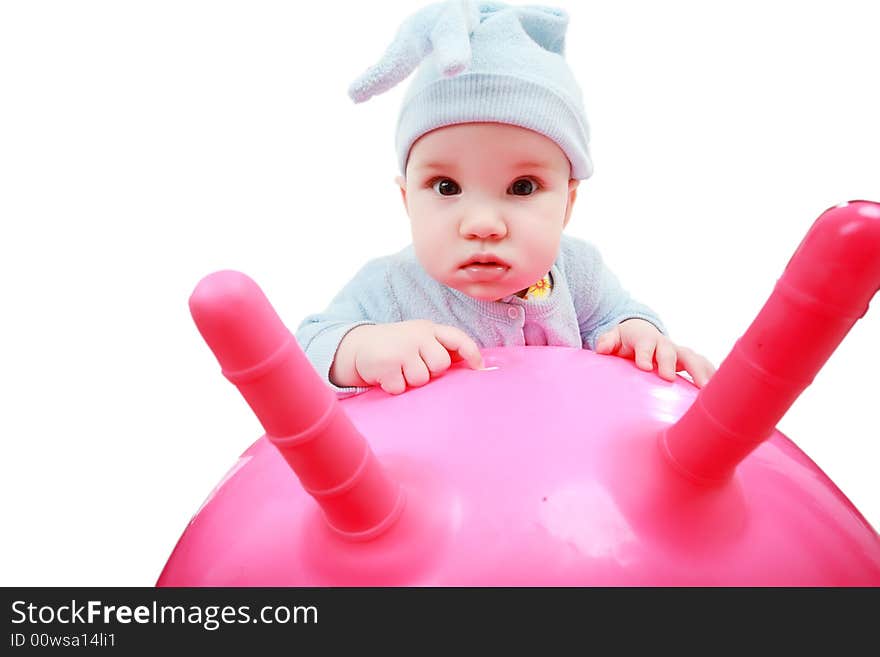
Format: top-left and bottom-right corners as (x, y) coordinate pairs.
(595, 318), (716, 388)
(331, 320), (484, 395)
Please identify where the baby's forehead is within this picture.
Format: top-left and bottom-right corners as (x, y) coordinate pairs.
(407, 122), (569, 173)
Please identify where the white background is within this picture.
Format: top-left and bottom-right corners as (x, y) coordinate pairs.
(1, 1), (877, 585)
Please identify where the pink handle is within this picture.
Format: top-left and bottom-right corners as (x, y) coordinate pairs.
(662, 200), (880, 483)
(189, 271), (404, 540)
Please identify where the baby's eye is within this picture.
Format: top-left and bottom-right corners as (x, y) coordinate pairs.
(508, 178), (539, 196)
(431, 178), (461, 196)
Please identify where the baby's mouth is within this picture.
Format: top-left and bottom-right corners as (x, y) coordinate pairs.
(459, 261), (510, 283)
(462, 262), (507, 269)
(459, 253), (511, 270)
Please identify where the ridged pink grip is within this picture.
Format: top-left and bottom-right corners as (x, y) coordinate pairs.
(662, 201), (880, 482)
(189, 271), (404, 540)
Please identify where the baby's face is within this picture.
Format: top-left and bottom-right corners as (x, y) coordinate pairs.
(399, 123), (578, 301)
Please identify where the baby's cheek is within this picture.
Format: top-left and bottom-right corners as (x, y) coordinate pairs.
(411, 241), (450, 282)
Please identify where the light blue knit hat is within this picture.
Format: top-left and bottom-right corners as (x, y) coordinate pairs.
(348, 1), (593, 180)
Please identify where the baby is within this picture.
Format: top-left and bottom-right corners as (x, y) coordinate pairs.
(296, 0), (715, 396)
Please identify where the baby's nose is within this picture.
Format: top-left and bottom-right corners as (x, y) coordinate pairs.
(459, 208), (507, 239)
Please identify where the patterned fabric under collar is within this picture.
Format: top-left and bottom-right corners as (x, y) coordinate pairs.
(515, 272), (552, 300)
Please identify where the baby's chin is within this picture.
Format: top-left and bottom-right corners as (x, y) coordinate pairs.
(432, 265), (537, 301)
(445, 280), (527, 302)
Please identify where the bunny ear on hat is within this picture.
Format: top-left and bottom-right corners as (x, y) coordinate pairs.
(348, 0), (482, 103)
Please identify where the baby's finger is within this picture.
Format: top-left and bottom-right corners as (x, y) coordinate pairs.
(693, 358), (716, 388)
(634, 338), (656, 371)
(705, 360), (717, 379)
(433, 324), (484, 370)
(402, 354), (431, 388)
(698, 355), (717, 381)
(419, 340), (453, 375)
(595, 328), (621, 355)
(655, 339), (677, 381)
(676, 349), (715, 388)
(377, 367), (407, 395)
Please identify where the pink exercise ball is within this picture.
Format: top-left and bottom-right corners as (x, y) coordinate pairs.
(158, 202), (880, 586)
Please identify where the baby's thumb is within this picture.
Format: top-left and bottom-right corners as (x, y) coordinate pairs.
(459, 340), (484, 370)
(450, 335), (483, 370)
(433, 324), (484, 370)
